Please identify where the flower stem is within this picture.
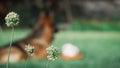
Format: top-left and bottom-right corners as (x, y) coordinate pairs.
(6, 26), (14, 68)
(25, 56), (29, 68)
(46, 60), (50, 68)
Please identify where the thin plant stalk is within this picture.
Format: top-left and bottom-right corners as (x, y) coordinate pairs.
(46, 60), (50, 68)
(6, 26), (14, 68)
(25, 56), (29, 68)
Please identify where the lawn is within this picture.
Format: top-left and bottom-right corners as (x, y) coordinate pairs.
(0, 29), (120, 68)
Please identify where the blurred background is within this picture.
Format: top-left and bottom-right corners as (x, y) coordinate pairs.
(0, 0), (120, 68)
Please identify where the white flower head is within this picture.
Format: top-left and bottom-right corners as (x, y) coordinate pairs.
(46, 45), (59, 61)
(25, 44), (35, 56)
(5, 11), (19, 27)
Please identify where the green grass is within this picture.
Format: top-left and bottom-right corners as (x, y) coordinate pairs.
(69, 19), (120, 31)
(0, 28), (30, 47)
(0, 29), (120, 68)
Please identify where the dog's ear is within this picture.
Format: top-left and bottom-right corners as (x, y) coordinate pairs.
(48, 12), (54, 22)
(39, 11), (54, 19)
(48, 12), (58, 33)
(38, 11), (54, 26)
(38, 12), (47, 25)
(39, 12), (46, 21)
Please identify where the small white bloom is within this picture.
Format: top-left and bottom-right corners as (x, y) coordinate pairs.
(5, 11), (19, 27)
(46, 45), (59, 61)
(25, 44), (35, 56)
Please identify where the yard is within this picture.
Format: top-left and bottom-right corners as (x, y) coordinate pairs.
(0, 29), (120, 68)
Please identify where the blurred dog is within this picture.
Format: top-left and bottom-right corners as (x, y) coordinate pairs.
(0, 12), (57, 63)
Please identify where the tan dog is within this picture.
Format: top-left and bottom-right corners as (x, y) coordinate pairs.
(0, 12), (56, 63)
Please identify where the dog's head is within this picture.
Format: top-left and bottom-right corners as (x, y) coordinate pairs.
(38, 11), (58, 33)
(39, 11), (53, 25)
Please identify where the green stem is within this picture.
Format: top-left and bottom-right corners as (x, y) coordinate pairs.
(46, 60), (50, 68)
(25, 56), (29, 68)
(6, 26), (14, 68)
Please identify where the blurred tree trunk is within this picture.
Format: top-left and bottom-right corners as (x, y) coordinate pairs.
(63, 0), (73, 23)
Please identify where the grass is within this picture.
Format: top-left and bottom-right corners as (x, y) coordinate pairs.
(0, 28), (30, 47)
(69, 19), (120, 31)
(0, 29), (120, 68)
